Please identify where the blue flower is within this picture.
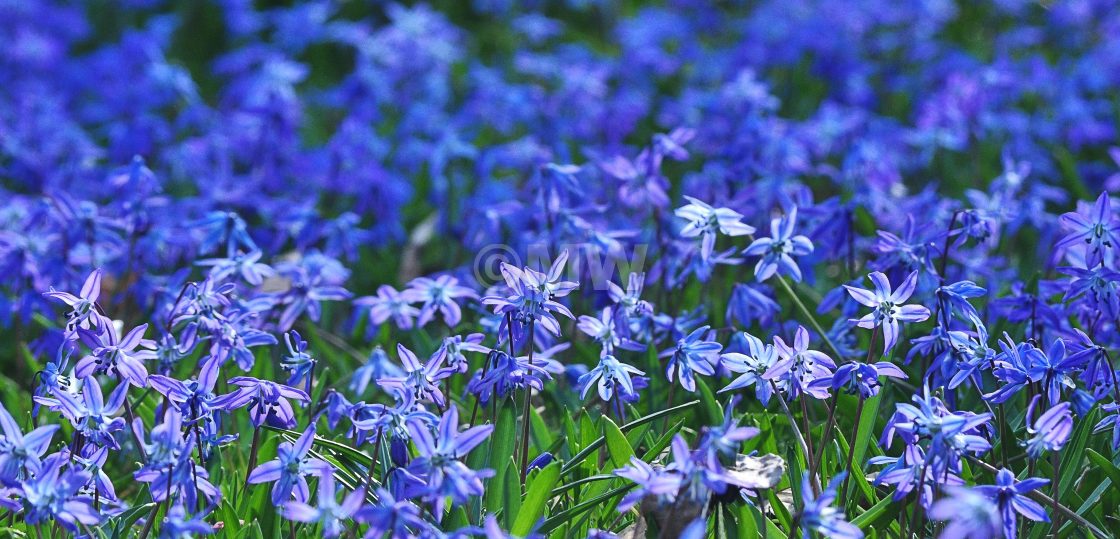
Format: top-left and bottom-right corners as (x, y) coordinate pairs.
(675, 196), (755, 261)
(578, 307), (645, 356)
(280, 330), (317, 391)
(700, 396), (758, 457)
(660, 325), (721, 392)
(799, 472), (863, 539)
(75, 322), (155, 387)
(18, 456), (99, 531)
(354, 284), (421, 330)
(1056, 192), (1119, 268)
(192, 211), (257, 258)
(578, 354), (645, 403)
(0, 402), (58, 486)
(928, 486), (1002, 539)
(405, 405), (494, 517)
(158, 503), (215, 538)
(613, 456), (681, 512)
(482, 250), (578, 337)
(377, 344), (453, 408)
(1028, 337), (1084, 406)
(744, 206), (814, 282)
(353, 488), (430, 537)
(973, 468), (1049, 539)
(823, 360), (907, 399)
(247, 424), (332, 504)
(844, 271), (931, 352)
(1022, 396), (1073, 459)
(281, 472), (364, 538)
(764, 326), (835, 400)
(406, 274), (478, 328)
(212, 377), (309, 428)
(43, 268), (109, 334)
(468, 350), (552, 405)
(35, 377), (128, 450)
(720, 332), (779, 404)
(432, 333), (489, 374)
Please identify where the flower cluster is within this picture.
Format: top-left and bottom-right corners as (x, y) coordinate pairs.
(2, 1), (1120, 538)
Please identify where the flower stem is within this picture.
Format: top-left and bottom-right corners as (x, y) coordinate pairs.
(839, 396), (866, 502)
(774, 275), (846, 362)
(770, 381), (819, 497)
(968, 456), (1105, 538)
(519, 319), (537, 487)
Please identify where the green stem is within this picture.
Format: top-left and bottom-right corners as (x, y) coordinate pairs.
(774, 275), (846, 362)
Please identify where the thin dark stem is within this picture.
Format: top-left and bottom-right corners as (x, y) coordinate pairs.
(519, 319), (536, 487)
(969, 456), (1107, 538)
(243, 426), (262, 491)
(1050, 450), (1060, 536)
(771, 381), (818, 497)
(839, 397), (866, 501)
(798, 397), (817, 495)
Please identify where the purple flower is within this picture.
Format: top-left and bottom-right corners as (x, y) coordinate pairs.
(281, 472), (363, 538)
(75, 323), (155, 387)
(1056, 192), (1119, 268)
(407, 274), (477, 328)
(18, 456), (99, 531)
(660, 325), (721, 392)
(928, 486), (1002, 539)
(720, 332), (779, 404)
(700, 396), (759, 457)
(764, 326), (836, 400)
(196, 250), (274, 286)
(213, 377), (309, 428)
(675, 196), (755, 261)
(468, 350), (552, 405)
(0, 402), (58, 486)
(43, 268), (108, 334)
(973, 468), (1049, 539)
(377, 344), (453, 408)
(354, 285), (421, 330)
(800, 472), (863, 539)
(247, 424), (332, 505)
(578, 307), (644, 356)
(432, 333), (489, 374)
(36, 377), (128, 450)
(614, 457), (681, 512)
(1028, 338), (1084, 406)
(744, 206), (814, 282)
(482, 250), (578, 336)
(353, 488), (430, 537)
(405, 405), (494, 517)
(280, 330), (317, 391)
(1022, 396), (1073, 459)
(824, 361), (907, 399)
(845, 271), (931, 352)
(578, 354), (645, 403)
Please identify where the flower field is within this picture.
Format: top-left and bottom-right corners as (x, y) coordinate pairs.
(2, 1), (1120, 538)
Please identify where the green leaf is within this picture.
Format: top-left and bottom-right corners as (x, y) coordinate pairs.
(850, 393), (881, 476)
(561, 400), (699, 475)
(502, 457), (522, 529)
(695, 378), (723, 427)
(603, 416), (635, 469)
(1087, 449), (1120, 492)
(1058, 408), (1096, 499)
(512, 462), (562, 536)
(851, 493), (901, 530)
(483, 399), (518, 516)
(538, 484), (635, 534)
(738, 502), (787, 539)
